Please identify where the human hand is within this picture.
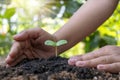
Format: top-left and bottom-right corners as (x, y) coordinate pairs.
(5, 27), (56, 66)
(68, 45), (120, 73)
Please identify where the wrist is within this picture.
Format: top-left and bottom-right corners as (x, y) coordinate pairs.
(52, 33), (69, 55)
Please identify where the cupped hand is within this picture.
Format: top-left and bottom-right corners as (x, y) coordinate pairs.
(5, 27), (56, 66)
(68, 45), (120, 73)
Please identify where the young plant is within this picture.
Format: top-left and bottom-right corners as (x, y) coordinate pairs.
(44, 40), (68, 57)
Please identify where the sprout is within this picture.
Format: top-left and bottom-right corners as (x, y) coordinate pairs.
(44, 40), (68, 57)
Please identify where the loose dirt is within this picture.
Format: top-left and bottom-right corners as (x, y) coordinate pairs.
(0, 56), (120, 80)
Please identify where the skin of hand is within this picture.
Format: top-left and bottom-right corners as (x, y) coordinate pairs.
(68, 45), (120, 73)
(5, 27), (56, 66)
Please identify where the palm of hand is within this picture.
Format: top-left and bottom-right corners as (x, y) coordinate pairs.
(6, 28), (56, 66)
(21, 38), (55, 59)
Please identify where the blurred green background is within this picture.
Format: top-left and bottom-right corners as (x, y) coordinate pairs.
(0, 0), (120, 58)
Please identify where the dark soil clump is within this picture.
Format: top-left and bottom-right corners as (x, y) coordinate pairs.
(0, 56), (120, 80)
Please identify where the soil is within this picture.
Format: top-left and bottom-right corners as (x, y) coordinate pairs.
(0, 56), (120, 80)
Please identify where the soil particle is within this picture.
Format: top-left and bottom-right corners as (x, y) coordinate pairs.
(0, 56), (119, 80)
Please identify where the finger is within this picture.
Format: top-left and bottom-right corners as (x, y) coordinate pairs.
(30, 49), (42, 58)
(31, 49), (48, 58)
(5, 41), (22, 65)
(5, 55), (14, 66)
(23, 48), (46, 59)
(24, 49), (35, 59)
(68, 48), (108, 66)
(75, 55), (120, 67)
(68, 49), (104, 65)
(68, 55), (83, 65)
(97, 62), (120, 73)
(13, 27), (41, 41)
(68, 49), (105, 65)
(69, 46), (120, 64)
(9, 55), (26, 67)
(77, 46), (115, 61)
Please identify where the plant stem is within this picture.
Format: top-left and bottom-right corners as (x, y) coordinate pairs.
(55, 46), (58, 57)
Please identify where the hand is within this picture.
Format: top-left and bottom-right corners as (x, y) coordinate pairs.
(68, 45), (120, 73)
(5, 27), (56, 66)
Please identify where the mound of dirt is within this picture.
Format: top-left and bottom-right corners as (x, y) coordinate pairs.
(0, 56), (119, 80)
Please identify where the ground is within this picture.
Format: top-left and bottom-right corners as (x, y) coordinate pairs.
(0, 56), (120, 80)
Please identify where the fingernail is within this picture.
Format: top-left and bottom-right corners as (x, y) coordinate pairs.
(13, 33), (23, 38)
(13, 34), (20, 38)
(5, 57), (12, 67)
(6, 64), (10, 68)
(68, 58), (78, 65)
(97, 65), (106, 70)
(69, 58), (77, 63)
(5, 56), (13, 64)
(76, 61), (85, 67)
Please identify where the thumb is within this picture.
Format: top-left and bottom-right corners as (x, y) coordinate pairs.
(13, 31), (26, 41)
(13, 27), (41, 41)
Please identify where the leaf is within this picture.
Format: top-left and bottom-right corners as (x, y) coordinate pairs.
(56, 40), (67, 46)
(3, 7), (16, 19)
(63, 0), (82, 18)
(44, 40), (56, 46)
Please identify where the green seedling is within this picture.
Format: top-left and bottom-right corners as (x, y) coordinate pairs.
(44, 40), (67, 57)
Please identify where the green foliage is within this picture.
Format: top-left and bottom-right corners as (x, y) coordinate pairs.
(83, 31), (117, 52)
(45, 39), (68, 57)
(45, 40), (56, 47)
(63, 0), (83, 18)
(56, 40), (67, 46)
(0, 3), (15, 56)
(45, 40), (67, 47)
(3, 8), (16, 19)
(0, 34), (12, 56)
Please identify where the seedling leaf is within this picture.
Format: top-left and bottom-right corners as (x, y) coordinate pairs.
(44, 40), (56, 46)
(56, 40), (67, 46)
